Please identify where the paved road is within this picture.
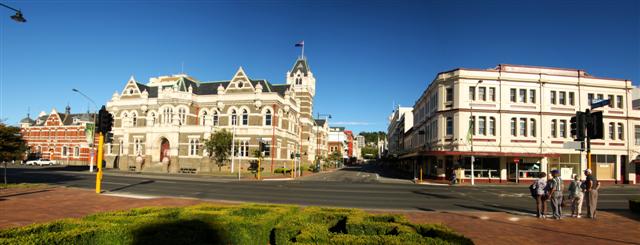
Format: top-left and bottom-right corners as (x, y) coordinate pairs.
(3, 164), (638, 212)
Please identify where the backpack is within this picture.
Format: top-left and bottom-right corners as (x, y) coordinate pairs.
(529, 183), (537, 198)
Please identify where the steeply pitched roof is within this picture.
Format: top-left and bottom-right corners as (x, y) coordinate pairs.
(289, 58), (310, 77)
(271, 84), (290, 97)
(136, 82), (158, 98)
(314, 119), (327, 127)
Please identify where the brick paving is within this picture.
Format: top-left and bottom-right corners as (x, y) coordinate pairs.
(1, 186), (638, 245)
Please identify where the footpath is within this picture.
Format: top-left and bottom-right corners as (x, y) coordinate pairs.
(1, 186), (638, 245)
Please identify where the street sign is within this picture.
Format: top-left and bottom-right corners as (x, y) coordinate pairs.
(591, 99), (610, 109)
(513, 159), (519, 164)
(563, 141), (583, 150)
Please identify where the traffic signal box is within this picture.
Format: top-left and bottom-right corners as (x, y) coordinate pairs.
(570, 109), (604, 170)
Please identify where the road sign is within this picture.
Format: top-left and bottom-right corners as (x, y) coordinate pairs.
(591, 99), (610, 109)
(563, 141), (583, 150)
(513, 159), (519, 164)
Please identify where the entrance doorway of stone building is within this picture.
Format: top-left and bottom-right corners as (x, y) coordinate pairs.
(160, 138), (170, 162)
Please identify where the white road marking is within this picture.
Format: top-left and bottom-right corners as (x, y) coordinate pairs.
(479, 216), (490, 220)
(103, 193), (156, 199)
(508, 217), (520, 222)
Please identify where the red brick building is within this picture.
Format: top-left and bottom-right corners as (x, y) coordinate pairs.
(19, 106), (97, 165)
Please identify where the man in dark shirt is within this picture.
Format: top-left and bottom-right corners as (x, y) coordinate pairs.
(584, 169), (600, 219)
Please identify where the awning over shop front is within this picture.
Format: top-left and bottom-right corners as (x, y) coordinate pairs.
(399, 150), (560, 159)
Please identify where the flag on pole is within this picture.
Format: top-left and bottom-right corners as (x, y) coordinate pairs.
(295, 40), (304, 47)
(466, 123), (473, 143)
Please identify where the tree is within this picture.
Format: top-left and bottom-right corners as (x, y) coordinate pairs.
(358, 131), (387, 145)
(361, 146), (378, 159)
(203, 129), (233, 172)
(328, 151), (342, 167)
(0, 122), (27, 185)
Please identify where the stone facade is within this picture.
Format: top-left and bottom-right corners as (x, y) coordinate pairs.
(104, 58), (320, 174)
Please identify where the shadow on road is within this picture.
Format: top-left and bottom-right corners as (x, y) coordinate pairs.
(109, 180), (155, 192)
(3, 166), (85, 186)
(340, 163), (412, 180)
(412, 190), (457, 199)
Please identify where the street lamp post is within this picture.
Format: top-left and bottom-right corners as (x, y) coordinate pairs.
(72, 88), (98, 172)
(469, 80), (483, 186)
(0, 3), (26, 23)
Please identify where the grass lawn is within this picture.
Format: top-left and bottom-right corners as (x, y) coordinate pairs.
(0, 204), (472, 245)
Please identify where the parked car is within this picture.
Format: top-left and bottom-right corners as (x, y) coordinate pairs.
(25, 159), (57, 166)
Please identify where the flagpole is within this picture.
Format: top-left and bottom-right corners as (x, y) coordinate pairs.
(301, 43), (305, 59)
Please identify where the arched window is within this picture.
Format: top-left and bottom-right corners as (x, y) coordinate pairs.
(231, 109), (237, 126)
(122, 112), (129, 127)
(178, 108), (187, 125)
(242, 109), (248, 125)
(618, 123), (624, 140)
(265, 110), (272, 126)
(189, 138), (200, 156)
(162, 107), (173, 125)
(212, 111), (219, 126)
(200, 111), (208, 126)
(149, 112), (156, 126)
(131, 112), (137, 127)
(74, 147), (80, 157)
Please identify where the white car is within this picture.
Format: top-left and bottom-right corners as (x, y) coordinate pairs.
(25, 159), (57, 166)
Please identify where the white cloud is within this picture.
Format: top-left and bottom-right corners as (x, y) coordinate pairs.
(331, 121), (375, 126)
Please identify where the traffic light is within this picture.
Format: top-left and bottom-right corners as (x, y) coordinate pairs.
(258, 139), (266, 157)
(570, 111), (586, 141)
(588, 111), (604, 139)
(97, 106), (114, 136)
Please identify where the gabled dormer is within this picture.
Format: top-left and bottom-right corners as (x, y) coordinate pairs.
(120, 76), (143, 98)
(45, 108), (63, 126)
(225, 67), (255, 93)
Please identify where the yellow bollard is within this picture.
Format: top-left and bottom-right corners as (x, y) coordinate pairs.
(95, 132), (104, 194)
(258, 157), (261, 180)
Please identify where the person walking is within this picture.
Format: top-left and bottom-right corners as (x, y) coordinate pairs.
(568, 174), (584, 218)
(533, 172), (548, 219)
(584, 169), (600, 219)
(450, 170), (457, 185)
(546, 169), (564, 220)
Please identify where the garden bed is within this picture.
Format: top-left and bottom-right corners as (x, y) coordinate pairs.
(0, 204), (472, 244)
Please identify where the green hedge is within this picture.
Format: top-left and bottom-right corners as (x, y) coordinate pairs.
(630, 199), (640, 214)
(274, 168), (292, 174)
(0, 204), (473, 245)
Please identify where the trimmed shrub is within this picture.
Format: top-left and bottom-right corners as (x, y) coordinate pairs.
(630, 199), (640, 214)
(274, 168), (292, 174)
(0, 204), (472, 245)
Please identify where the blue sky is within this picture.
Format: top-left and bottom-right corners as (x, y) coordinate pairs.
(1, 0), (638, 133)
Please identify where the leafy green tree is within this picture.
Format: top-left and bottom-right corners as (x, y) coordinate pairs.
(203, 129), (233, 171)
(358, 131), (387, 145)
(328, 151), (342, 167)
(361, 146), (379, 159)
(1, 122), (27, 184)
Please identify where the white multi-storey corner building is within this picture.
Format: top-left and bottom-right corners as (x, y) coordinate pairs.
(399, 64), (638, 184)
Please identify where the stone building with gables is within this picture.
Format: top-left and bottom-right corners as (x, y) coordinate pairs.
(104, 58), (321, 173)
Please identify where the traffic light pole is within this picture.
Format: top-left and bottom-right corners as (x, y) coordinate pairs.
(585, 109), (592, 171)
